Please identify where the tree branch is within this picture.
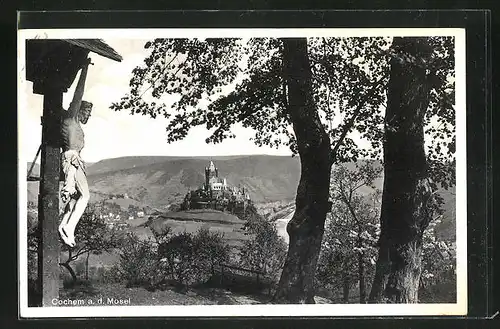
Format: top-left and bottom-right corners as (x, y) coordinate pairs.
(65, 248), (73, 263)
(352, 181), (366, 193)
(330, 75), (387, 164)
(73, 247), (91, 260)
(138, 52), (180, 99)
(339, 185), (362, 231)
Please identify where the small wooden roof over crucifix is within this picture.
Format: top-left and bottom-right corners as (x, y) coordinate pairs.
(62, 39), (123, 62)
(26, 39), (123, 95)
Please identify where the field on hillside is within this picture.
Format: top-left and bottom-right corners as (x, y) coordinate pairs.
(145, 209), (251, 247)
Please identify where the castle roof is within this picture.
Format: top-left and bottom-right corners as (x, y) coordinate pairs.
(209, 160), (216, 171)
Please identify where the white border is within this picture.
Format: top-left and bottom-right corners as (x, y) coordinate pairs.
(18, 28), (467, 318)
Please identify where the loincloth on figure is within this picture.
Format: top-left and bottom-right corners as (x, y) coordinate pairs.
(61, 150), (86, 202)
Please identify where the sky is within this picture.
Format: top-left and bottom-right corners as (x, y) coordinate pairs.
(19, 38), (292, 164)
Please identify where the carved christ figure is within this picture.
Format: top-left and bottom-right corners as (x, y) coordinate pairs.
(59, 58), (93, 247)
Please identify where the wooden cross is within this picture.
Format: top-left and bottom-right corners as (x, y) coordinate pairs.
(25, 39), (122, 307)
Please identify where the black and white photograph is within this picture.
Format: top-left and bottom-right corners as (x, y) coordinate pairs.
(18, 28), (466, 317)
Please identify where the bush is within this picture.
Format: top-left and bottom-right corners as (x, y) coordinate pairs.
(116, 226), (231, 289)
(157, 228), (231, 286)
(193, 227), (231, 278)
(95, 265), (124, 284)
(159, 232), (197, 286)
(74, 261), (86, 278)
(419, 219), (456, 302)
(116, 233), (161, 288)
(238, 216), (287, 289)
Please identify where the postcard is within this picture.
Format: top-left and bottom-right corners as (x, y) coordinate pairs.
(18, 27), (467, 317)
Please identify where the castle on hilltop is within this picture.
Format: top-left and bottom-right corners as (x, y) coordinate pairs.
(203, 160), (250, 200)
(204, 160), (227, 193)
(181, 160), (251, 212)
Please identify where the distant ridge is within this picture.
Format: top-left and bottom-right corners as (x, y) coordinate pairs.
(86, 154), (294, 176)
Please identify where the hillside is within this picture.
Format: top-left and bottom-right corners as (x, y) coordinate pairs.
(140, 209), (251, 247)
(86, 155), (250, 176)
(86, 155), (301, 207)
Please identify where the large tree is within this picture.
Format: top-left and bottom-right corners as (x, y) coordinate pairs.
(368, 37), (455, 303)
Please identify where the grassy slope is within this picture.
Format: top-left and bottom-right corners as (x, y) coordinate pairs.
(145, 209), (251, 247)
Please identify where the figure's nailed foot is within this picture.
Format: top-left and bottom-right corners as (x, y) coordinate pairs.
(61, 191), (71, 204)
(59, 225), (76, 248)
(61, 187), (76, 204)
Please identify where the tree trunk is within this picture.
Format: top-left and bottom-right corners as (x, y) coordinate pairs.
(342, 266), (350, 303)
(272, 38), (332, 304)
(369, 37), (434, 303)
(85, 252), (90, 281)
(59, 249), (77, 284)
(358, 250), (366, 303)
(59, 262), (77, 284)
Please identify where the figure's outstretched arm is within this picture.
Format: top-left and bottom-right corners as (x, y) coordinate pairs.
(67, 58), (92, 119)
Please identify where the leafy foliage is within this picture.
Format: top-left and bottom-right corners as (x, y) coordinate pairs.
(193, 227), (231, 275)
(116, 226), (231, 289)
(420, 219), (456, 290)
(316, 162), (456, 302)
(160, 232), (198, 285)
(111, 37), (384, 161)
(238, 215), (287, 284)
(117, 233), (160, 288)
(316, 163), (381, 296)
(423, 37), (456, 190)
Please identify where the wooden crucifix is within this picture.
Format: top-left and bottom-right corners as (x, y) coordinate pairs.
(25, 39), (122, 307)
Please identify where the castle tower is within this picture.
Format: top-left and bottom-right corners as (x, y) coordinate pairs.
(209, 160), (219, 178)
(205, 160), (218, 190)
(204, 167), (210, 189)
